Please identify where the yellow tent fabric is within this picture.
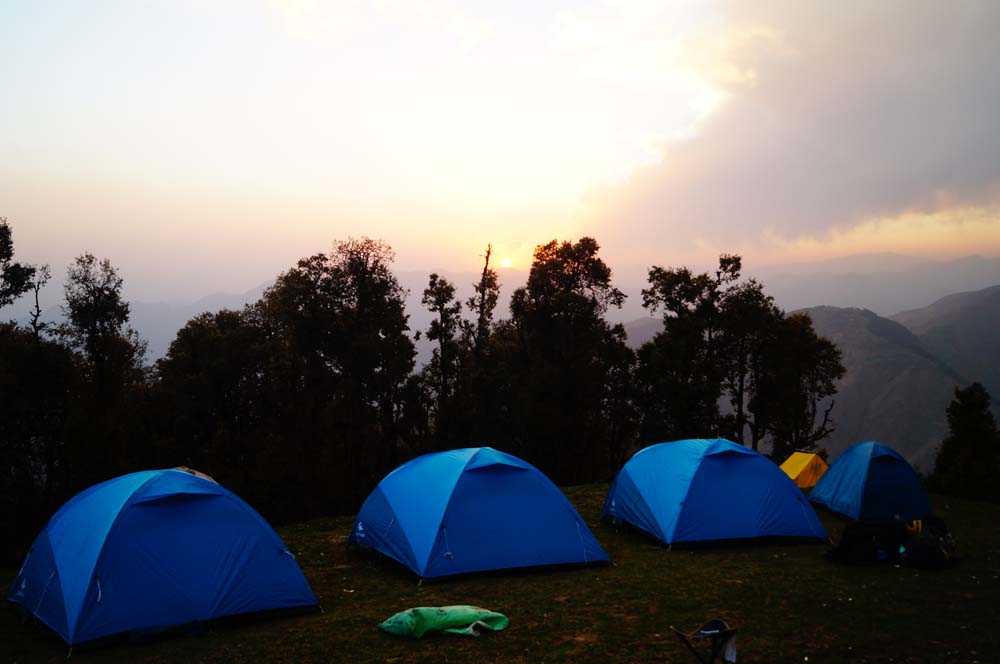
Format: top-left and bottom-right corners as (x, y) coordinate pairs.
(780, 452), (829, 489)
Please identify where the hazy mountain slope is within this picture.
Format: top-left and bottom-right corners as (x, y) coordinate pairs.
(23, 284), (270, 361)
(623, 317), (661, 349)
(133, 284), (270, 358)
(624, 307), (961, 471)
(891, 285), (1000, 399)
(800, 306), (965, 471)
(758, 255), (1000, 314)
(617, 256), (1000, 344)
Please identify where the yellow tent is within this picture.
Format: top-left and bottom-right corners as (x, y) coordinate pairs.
(780, 452), (828, 489)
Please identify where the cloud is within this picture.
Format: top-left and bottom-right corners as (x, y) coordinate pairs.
(580, 0), (1000, 262)
(755, 202), (1000, 264)
(265, 0), (491, 47)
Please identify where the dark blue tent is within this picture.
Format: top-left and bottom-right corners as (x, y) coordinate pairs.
(350, 447), (608, 578)
(809, 441), (930, 521)
(602, 439), (827, 545)
(6, 469), (316, 646)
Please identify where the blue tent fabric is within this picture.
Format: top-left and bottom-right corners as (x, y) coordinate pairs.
(602, 439), (827, 545)
(6, 469), (317, 645)
(350, 447), (609, 578)
(809, 441), (930, 522)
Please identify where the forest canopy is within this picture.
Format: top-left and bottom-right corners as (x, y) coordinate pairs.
(1, 219), (845, 564)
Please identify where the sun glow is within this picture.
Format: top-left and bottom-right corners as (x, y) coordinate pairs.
(0, 1), (731, 280)
(500, 258), (513, 268)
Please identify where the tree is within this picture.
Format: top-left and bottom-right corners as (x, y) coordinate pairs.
(637, 254), (844, 454)
(931, 382), (1000, 501)
(448, 246), (504, 447)
(417, 273), (466, 449)
(716, 278), (782, 447)
(421, 273), (462, 412)
(0, 220), (78, 564)
(152, 307), (288, 514)
(58, 253), (148, 487)
(513, 237), (625, 324)
(756, 313), (845, 459)
(0, 323), (77, 564)
(0, 218), (36, 309)
(61, 253), (145, 372)
(258, 237), (415, 513)
(28, 264), (51, 341)
(463, 244), (500, 360)
(264, 237), (414, 411)
(504, 237), (634, 483)
(637, 256), (740, 441)
(154, 309), (271, 464)
(152, 237), (418, 522)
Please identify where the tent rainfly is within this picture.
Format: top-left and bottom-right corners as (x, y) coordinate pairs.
(780, 451), (829, 490)
(809, 441), (930, 522)
(7, 469), (317, 645)
(350, 447), (609, 578)
(603, 438), (827, 545)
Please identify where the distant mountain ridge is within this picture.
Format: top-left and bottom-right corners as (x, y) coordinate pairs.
(757, 254), (1000, 314)
(17, 283), (272, 362)
(891, 285), (1000, 399)
(797, 306), (965, 472)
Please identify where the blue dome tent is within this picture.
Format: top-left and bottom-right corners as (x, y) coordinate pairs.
(809, 441), (930, 521)
(6, 469), (317, 646)
(349, 447), (609, 578)
(602, 439), (827, 545)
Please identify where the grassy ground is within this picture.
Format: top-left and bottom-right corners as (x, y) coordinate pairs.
(3, 485), (998, 663)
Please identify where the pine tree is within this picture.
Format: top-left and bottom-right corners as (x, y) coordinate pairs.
(932, 382), (1000, 501)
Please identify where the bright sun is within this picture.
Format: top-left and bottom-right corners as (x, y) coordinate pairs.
(500, 258), (513, 268)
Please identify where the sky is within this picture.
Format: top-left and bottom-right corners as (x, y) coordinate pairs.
(2, 0), (999, 301)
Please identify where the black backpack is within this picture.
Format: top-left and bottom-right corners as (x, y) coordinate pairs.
(827, 520), (908, 565)
(900, 515), (958, 570)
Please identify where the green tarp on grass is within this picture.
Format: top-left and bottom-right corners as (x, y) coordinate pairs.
(379, 605), (509, 638)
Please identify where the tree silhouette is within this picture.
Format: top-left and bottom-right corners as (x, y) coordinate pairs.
(758, 313), (844, 458)
(27, 264), (51, 341)
(931, 382), (1000, 501)
(638, 256), (736, 441)
(455, 246), (504, 446)
(463, 244), (500, 360)
(2, 231), (856, 559)
(422, 273), (462, 410)
(418, 273), (467, 449)
(255, 237), (414, 513)
(638, 254), (844, 454)
(0, 323), (77, 563)
(60, 253), (145, 370)
(58, 253), (148, 488)
(505, 237), (633, 483)
(0, 218), (36, 309)
(716, 278), (782, 447)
